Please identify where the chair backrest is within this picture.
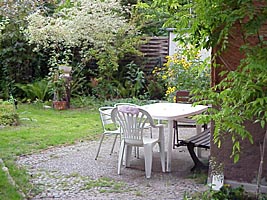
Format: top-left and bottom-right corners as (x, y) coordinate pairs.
(99, 106), (117, 132)
(114, 103), (138, 107)
(111, 106), (155, 145)
(175, 90), (192, 103)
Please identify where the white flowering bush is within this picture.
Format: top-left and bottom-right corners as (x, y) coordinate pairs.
(26, 0), (141, 70)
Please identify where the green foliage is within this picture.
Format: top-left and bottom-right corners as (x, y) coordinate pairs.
(153, 0), (267, 160)
(0, 1), (148, 101)
(133, 1), (170, 36)
(0, 99), (19, 126)
(92, 61), (147, 100)
(121, 62), (147, 98)
(103, 97), (160, 107)
(0, 1), (53, 99)
(192, 45), (267, 161)
(186, 185), (258, 200)
(91, 78), (121, 100)
(153, 45), (210, 102)
(71, 96), (102, 108)
(146, 78), (165, 100)
(15, 79), (50, 102)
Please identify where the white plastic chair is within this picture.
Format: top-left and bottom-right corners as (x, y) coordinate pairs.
(95, 106), (120, 160)
(111, 105), (165, 178)
(114, 103), (152, 158)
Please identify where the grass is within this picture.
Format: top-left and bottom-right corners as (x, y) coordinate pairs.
(0, 102), (103, 199)
(83, 177), (127, 193)
(0, 163), (22, 199)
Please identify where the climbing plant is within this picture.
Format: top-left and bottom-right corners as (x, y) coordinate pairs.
(152, 0), (267, 161)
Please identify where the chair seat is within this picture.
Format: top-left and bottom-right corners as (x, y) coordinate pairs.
(143, 137), (159, 145)
(125, 137), (159, 146)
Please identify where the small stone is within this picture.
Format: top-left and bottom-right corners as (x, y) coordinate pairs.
(2, 166), (8, 172)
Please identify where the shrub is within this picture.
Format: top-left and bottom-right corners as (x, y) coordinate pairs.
(15, 79), (50, 102)
(153, 45), (211, 102)
(0, 100), (19, 126)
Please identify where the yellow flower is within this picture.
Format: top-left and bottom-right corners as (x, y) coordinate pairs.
(165, 55), (171, 60)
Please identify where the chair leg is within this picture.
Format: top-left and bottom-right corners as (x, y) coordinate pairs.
(118, 140), (125, 175)
(125, 145), (132, 167)
(95, 134), (105, 160)
(134, 147), (140, 158)
(144, 144), (153, 178)
(137, 147), (140, 158)
(110, 134), (118, 155)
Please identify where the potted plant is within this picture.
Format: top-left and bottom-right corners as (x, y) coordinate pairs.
(48, 67), (68, 110)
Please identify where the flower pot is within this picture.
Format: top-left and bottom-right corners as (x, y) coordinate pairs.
(53, 101), (67, 110)
(211, 174), (224, 191)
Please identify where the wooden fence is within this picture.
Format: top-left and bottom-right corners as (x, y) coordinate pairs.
(139, 37), (168, 74)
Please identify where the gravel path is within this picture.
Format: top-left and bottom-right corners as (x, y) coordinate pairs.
(17, 128), (209, 200)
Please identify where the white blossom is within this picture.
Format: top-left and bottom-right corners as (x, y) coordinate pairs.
(26, 0), (134, 53)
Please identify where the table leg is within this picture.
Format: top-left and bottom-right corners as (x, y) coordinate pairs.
(167, 119), (173, 172)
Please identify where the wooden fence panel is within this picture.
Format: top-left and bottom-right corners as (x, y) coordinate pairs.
(139, 37), (168, 74)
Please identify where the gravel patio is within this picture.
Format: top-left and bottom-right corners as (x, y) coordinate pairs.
(17, 127), (209, 200)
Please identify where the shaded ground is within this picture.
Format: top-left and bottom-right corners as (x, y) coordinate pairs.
(17, 127), (210, 200)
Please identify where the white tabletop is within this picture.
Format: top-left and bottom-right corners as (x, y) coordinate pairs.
(141, 102), (208, 120)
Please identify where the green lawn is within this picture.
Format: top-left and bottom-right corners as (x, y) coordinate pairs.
(0, 103), (103, 199)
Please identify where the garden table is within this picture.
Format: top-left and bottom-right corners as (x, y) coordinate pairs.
(141, 102), (208, 172)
